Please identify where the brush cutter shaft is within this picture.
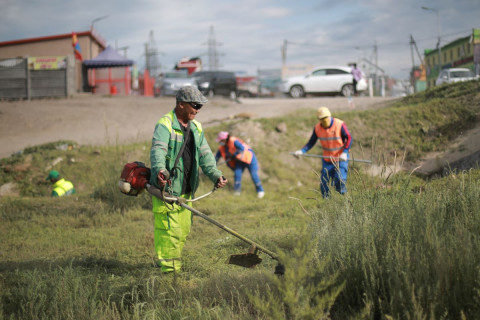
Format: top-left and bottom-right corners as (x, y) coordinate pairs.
(144, 184), (278, 261)
(290, 152), (372, 163)
(180, 202), (279, 260)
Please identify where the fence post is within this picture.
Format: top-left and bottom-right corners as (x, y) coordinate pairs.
(25, 58), (31, 100)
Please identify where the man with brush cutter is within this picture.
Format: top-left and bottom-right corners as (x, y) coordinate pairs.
(294, 106), (352, 198)
(150, 85), (228, 273)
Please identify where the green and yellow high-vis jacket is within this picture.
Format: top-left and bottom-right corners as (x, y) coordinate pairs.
(150, 110), (222, 206)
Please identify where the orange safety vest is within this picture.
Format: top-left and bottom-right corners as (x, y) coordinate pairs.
(315, 118), (345, 161)
(219, 136), (253, 166)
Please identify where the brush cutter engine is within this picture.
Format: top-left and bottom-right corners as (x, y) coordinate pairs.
(118, 161), (151, 196)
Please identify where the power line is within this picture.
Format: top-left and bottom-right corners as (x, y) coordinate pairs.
(285, 27), (475, 51)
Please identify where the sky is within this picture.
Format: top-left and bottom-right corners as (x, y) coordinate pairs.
(1, 0), (479, 80)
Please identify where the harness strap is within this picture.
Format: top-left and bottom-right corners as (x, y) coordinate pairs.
(171, 121), (191, 179)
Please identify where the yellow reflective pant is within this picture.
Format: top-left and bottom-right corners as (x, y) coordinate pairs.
(153, 196), (192, 273)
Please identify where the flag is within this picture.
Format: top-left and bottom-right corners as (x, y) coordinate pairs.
(72, 32), (83, 61)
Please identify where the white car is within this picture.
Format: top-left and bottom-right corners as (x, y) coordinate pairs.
(279, 66), (368, 98)
(436, 68), (478, 85)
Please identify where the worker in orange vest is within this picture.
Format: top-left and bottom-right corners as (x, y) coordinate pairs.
(294, 106), (352, 198)
(215, 131), (265, 198)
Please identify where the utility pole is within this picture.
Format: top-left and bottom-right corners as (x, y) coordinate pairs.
(118, 46), (129, 58)
(144, 43), (150, 75)
(362, 58), (385, 97)
(206, 26), (222, 70)
(410, 35), (416, 91)
(410, 34), (426, 93)
(281, 39), (287, 66)
(422, 6), (442, 78)
(144, 30), (161, 77)
(115, 40), (129, 58)
(373, 40), (378, 95)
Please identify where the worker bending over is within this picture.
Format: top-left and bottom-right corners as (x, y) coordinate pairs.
(215, 131), (265, 198)
(46, 170), (75, 197)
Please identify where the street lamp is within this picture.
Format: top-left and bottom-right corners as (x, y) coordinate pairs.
(421, 6), (442, 78)
(90, 15), (109, 31)
(89, 15), (109, 59)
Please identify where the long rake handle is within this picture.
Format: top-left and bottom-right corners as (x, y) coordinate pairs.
(180, 202), (279, 260)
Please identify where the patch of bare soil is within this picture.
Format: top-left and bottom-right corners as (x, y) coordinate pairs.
(411, 122), (480, 177)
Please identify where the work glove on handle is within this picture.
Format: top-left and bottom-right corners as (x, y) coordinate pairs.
(339, 152), (348, 162)
(294, 150), (303, 158)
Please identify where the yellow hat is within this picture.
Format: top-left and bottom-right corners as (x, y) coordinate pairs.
(317, 106), (331, 120)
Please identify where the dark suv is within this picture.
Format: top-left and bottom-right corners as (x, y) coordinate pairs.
(192, 71), (237, 99)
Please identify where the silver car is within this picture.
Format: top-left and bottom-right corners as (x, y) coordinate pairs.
(279, 66), (368, 98)
(435, 68), (478, 85)
(155, 71), (197, 96)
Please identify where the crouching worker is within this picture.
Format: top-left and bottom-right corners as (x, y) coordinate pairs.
(46, 170), (76, 197)
(294, 106), (352, 198)
(215, 131), (265, 198)
(150, 86), (228, 273)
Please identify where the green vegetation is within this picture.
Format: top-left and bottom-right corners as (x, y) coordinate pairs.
(1, 80), (480, 319)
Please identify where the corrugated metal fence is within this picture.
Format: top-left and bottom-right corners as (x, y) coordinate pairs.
(0, 55), (75, 100)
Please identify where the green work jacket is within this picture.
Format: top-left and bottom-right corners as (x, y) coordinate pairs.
(150, 110), (222, 201)
(51, 178), (75, 197)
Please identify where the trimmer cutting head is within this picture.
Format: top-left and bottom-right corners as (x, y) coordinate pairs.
(226, 253), (262, 268)
(226, 254), (285, 275)
(225, 244), (285, 275)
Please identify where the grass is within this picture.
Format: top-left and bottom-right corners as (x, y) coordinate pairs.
(1, 80), (480, 319)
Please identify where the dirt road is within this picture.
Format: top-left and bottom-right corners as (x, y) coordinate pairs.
(0, 94), (395, 159)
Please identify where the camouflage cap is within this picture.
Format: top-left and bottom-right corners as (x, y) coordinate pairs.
(176, 85), (208, 104)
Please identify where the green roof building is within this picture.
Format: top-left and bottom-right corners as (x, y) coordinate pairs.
(424, 28), (480, 88)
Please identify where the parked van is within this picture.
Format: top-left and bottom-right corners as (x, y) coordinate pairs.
(193, 71), (237, 99)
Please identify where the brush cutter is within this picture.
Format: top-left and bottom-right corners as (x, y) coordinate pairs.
(118, 161), (285, 275)
(290, 152), (372, 164)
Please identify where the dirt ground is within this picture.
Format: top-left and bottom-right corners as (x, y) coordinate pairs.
(0, 94), (394, 159)
(1, 93), (478, 176)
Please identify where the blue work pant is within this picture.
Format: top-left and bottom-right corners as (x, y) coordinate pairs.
(320, 159), (348, 198)
(228, 152), (264, 193)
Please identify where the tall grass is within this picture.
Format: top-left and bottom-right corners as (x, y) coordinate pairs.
(312, 170), (480, 319)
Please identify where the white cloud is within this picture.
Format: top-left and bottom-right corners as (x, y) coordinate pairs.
(1, 0), (479, 79)
(257, 6), (292, 18)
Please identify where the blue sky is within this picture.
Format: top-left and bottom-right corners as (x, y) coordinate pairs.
(1, 0), (479, 79)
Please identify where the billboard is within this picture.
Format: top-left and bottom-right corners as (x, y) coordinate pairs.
(28, 56), (67, 70)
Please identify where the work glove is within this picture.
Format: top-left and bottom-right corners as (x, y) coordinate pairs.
(339, 152), (348, 162)
(293, 150), (303, 158)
